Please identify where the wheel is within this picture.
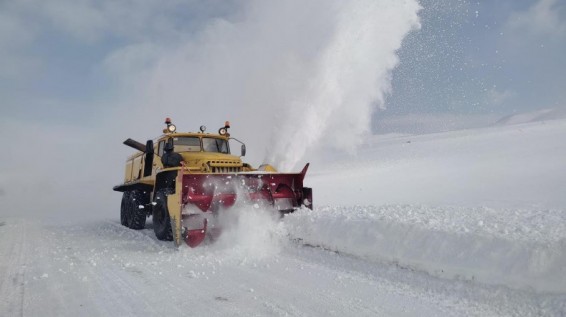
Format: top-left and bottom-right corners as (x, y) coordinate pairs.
(128, 190), (148, 230)
(152, 189), (173, 241)
(120, 192), (130, 226)
(302, 187), (313, 210)
(121, 190), (148, 230)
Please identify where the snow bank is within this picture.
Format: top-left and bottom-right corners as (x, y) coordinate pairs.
(284, 205), (566, 293)
(308, 118), (566, 209)
(495, 107), (566, 126)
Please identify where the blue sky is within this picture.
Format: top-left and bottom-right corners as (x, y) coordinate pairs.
(1, 0), (564, 129)
(378, 0), (566, 132)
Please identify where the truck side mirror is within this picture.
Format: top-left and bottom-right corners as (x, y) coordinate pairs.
(241, 144), (246, 157)
(143, 140), (155, 177)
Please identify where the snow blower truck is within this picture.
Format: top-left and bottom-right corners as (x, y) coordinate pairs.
(113, 119), (312, 247)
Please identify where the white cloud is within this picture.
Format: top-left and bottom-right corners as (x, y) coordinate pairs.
(101, 42), (163, 88)
(0, 9), (40, 81)
(10, 0), (233, 45)
(0, 0), (199, 51)
(506, 0), (566, 37)
(486, 88), (516, 107)
(40, 0), (108, 43)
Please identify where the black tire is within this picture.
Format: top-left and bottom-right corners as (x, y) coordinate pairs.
(129, 190), (148, 230)
(120, 192), (130, 226)
(121, 190), (148, 230)
(152, 189), (173, 241)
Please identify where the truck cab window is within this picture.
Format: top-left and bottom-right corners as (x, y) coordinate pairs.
(173, 137), (201, 152)
(158, 140), (165, 156)
(202, 138), (229, 153)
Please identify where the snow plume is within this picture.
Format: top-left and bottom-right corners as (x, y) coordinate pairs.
(134, 0), (421, 171)
(265, 1), (421, 171)
(178, 176), (286, 257)
(214, 204), (287, 259)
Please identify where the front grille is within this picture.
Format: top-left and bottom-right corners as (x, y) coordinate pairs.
(208, 160), (243, 173)
(211, 166), (242, 173)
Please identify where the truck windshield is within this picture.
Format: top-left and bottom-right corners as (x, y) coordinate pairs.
(202, 137), (229, 154)
(173, 137), (201, 152)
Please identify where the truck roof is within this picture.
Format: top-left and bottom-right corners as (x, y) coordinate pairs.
(156, 132), (228, 140)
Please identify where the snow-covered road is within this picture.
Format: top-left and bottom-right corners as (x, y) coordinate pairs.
(1, 217), (564, 316)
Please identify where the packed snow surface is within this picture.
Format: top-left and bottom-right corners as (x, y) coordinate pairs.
(1, 118), (566, 316)
(1, 217), (565, 317)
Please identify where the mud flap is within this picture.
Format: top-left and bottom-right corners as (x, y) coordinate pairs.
(167, 170), (183, 246)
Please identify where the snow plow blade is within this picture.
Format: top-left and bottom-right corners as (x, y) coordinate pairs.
(172, 164), (313, 247)
(183, 163), (311, 212)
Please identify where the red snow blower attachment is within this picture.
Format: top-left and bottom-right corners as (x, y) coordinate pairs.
(177, 163), (312, 247)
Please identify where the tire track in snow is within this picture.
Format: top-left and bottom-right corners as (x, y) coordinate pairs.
(287, 242), (566, 316)
(0, 219), (27, 317)
(4, 217), (563, 316)
(54, 221), (170, 316)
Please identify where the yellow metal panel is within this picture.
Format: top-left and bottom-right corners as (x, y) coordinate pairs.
(167, 170), (183, 246)
(125, 160), (133, 182)
(132, 156), (142, 180)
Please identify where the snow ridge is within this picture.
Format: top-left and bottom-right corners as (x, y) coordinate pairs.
(284, 205), (566, 293)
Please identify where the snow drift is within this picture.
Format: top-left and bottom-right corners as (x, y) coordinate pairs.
(285, 205), (566, 293)
(308, 118), (566, 209)
(287, 118), (566, 294)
